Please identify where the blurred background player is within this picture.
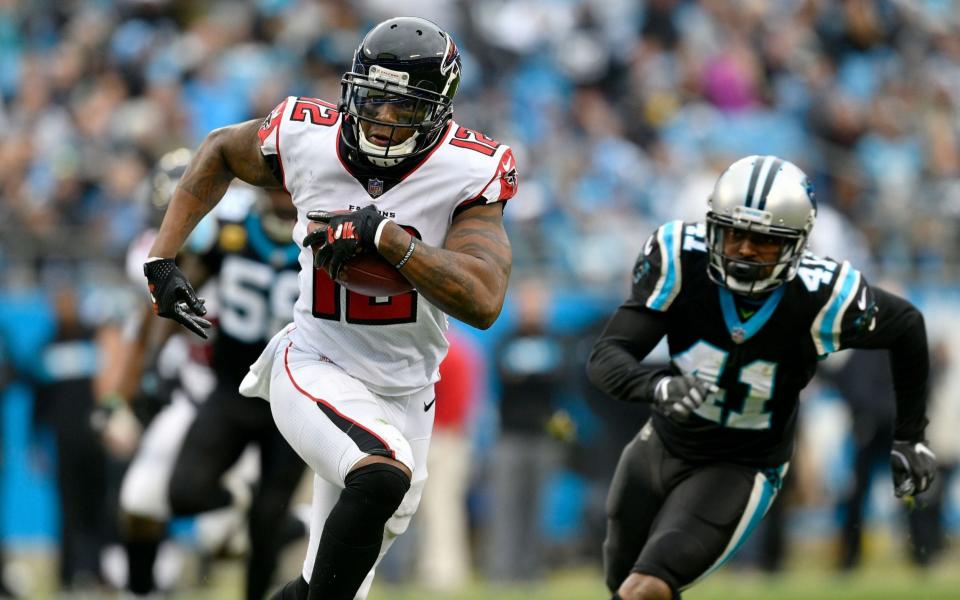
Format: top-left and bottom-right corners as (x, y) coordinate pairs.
(103, 151), (306, 599)
(165, 186), (307, 600)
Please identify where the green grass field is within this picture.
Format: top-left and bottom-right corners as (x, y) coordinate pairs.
(16, 536), (960, 599)
(165, 535), (960, 600)
(167, 558), (959, 600)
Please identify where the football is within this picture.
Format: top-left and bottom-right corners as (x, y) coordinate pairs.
(305, 217), (413, 297)
(338, 251), (413, 297)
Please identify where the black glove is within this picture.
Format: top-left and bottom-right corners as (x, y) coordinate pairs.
(143, 257), (211, 339)
(654, 373), (718, 422)
(302, 205), (386, 279)
(890, 439), (937, 498)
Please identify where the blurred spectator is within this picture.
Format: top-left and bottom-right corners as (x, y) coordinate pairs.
(568, 314), (652, 563)
(0, 337), (25, 599)
(485, 281), (566, 583)
(416, 328), (484, 592)
(821, 349), (898, 571)
(1, 1), (959, 283)
(31, 283), (112, 593)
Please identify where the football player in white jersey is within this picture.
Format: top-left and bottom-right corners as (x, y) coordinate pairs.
(142, 16), (517, 600)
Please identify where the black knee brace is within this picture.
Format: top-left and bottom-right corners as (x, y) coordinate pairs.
(306, 463), (411, 600)
(337, 462), (411, 542)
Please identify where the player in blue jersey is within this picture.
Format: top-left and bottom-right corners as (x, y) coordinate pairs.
(587, 155), (936, 600)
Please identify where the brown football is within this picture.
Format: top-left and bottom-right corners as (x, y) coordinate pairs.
(305, 213), (413, 298)
(338, 251), (413, 297)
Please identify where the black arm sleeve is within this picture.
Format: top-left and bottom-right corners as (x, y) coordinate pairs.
(586, 302), (671, 404)
(845, 286), (929, 441)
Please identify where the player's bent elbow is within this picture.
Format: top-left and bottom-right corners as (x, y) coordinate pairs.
(466, 306), (500, 330)
(462, 296), (503, 330)
(200, 125), (229, 153)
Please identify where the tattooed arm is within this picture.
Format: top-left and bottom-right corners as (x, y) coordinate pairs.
(149, 119), (281, 257)
(377, 203), (512, 330)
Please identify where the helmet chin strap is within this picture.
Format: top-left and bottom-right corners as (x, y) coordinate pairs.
(724, 260), (789, 296)
(728, 261), (764, 281)
(358, 127), (420, 167)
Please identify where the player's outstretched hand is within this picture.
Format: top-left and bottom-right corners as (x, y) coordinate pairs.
(303, 205), (386, 279)
(890, 440), (937, 498)
(143, 257), (211, 339)
(654, 374), (718, 422)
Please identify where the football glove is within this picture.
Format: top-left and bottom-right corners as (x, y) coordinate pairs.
(143, 257), (211, 338)
(654, 374), (718, 422)
(302, 205), (387, 279)
(890, 439), (937, 498)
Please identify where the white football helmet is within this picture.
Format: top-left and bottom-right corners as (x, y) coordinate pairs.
(706, 155), (817, 295)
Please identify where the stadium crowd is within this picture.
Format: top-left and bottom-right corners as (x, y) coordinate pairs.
(1, 0), (960, 597)
(1, 0), (960, 286)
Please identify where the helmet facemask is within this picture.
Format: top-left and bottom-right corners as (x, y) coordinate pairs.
(706, 207), (808, 296)
(340, 65), (456, 167)
(704, 155), (818, 297)
(338, 18), (461, 168)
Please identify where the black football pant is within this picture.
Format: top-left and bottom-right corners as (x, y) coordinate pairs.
(169, 383), (306, 600)
(604, 421), (786, 598)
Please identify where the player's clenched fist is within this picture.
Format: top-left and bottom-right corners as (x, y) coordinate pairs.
(302, 205), (387, 279)
(654, 374), (718, 421)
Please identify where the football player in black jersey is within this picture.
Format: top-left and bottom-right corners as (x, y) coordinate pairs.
(586, 155), (936, 600)
(109, 183), (305, 600)
(166, 187), (306, 600)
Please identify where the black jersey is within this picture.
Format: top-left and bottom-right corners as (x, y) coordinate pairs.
(197, 209), (300, 387)
(617, 220), (918, 468)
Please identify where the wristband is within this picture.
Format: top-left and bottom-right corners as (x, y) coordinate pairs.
(373, 219), (392, 250)
(395, 237), (417, 270)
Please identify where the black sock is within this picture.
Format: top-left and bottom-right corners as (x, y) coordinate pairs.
(125, 538), (160, 594)
(307, 464), (409, 600)
(271, 576), (309, 600)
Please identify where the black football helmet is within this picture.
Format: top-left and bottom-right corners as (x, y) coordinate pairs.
(339, 17), (461, 167)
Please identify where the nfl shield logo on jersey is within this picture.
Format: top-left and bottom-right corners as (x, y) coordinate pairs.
(731, 326), (747, 344)
(367, 178), (384, 198)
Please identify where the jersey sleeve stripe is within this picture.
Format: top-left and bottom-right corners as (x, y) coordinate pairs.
(647, 221), (683, 311)
(812, 262), (860, 354)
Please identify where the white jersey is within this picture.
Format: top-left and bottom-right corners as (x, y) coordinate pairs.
(258, 96), (518, 396)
